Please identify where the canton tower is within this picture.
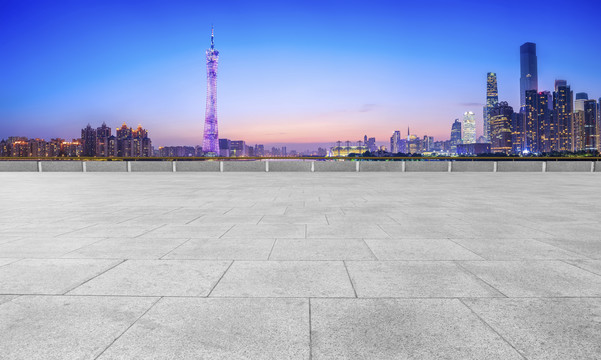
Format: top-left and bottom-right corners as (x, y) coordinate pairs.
(202, 27), (220, 155)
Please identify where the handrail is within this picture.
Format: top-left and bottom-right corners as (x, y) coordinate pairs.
(0, 156), (600, 161)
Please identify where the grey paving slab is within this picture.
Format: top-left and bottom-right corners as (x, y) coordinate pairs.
(0, 258), (20, 267)
(98, 298), (309, 360)
(162, 238), (275, 260)
(223, 160), (266, 172)
(0, 295), (18, 306)
(365, 238), (483, 260)
(377, 223), (449, 238)
(451, 238), (584, 260)
(459, 260), (601, 297)
(405, 161), (448, 171)
(0, 295), (157, 360)
(69, 260), (231, 296)
(346, 261), (501, 298)
(140, 224), (233, 238)
(546, 160), (593, 172)
(61, 224), (162, 238)
(307, 224), (389, 238)
(222, 224), (306, 238)
(314, 161), (357, 172)
(0, 236), (103, 258)
(311, 298), (523, 359)
(358, 161), (404, 172)
(190, 214), (263, 224)
(211, 261), (355, 297)
(497, 160), (543, 172)
(563, 259), (601, 276)
(260, 214), (328, 224)
(270, 239), (376, 260)
(63, 237), (189, 259)
(463, 298), (601, 360)
(0, 258), (121, 294)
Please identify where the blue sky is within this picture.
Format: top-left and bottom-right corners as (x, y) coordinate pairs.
(1, 0), (600, 148)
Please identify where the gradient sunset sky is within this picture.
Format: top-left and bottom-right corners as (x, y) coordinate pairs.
(1, 0), (600, 149)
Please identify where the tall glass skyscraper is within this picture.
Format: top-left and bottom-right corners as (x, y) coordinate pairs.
(553, 80), (573, 151)
(520, 42), (538, 108)
(450, 119), (462, 154)
(483, 72), (498, 143)
(462, 111), (476, 144)
(202, 27), (220, 155)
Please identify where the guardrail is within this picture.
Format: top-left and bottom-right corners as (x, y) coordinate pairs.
(0, 158), (599, 172)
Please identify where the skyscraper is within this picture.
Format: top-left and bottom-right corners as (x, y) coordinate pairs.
(462, 111), (476, 144)
(490, 102), (513, 154)
(520, 42), (538, 108)
(524, 90), (539, 153)
(450, 119), (462, 153)
(484, 72), (498, 142)
(584, 99), (597, 152)
(202, 27), (220, 155)
(538, 91), (554, 152)
(390, 131), (401, 154)
(553, 80), (573, 151)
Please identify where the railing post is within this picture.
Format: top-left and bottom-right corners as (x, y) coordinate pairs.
(127, 161), (131, 172)
(219, 161), (224, 172)
(542, 162), (547, 172)
(265, 161), (269, 172)
(402, 160), (406, 172)
(172, 161), (177, 172)
(356, 161), (360, 172)
(82, 161), (87, 172)
(37, 161), (42, 173)
(493, 161), (497, 172)
(447, 161), (452, 172)
(311, 161), (315, 172)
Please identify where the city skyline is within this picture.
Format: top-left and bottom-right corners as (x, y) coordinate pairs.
(1, 0), (601, 149)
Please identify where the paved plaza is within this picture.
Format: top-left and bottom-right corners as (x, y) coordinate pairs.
(1, 171), (601, 359)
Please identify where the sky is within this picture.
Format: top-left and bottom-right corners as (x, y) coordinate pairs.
(1, 0), (601, 149)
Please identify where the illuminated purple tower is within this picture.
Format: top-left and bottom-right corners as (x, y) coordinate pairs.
(202, 27), (220, 155)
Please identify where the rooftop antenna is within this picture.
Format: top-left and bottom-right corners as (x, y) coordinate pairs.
(211, 25), (214, 50)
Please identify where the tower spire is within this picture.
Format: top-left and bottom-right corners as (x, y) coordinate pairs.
(211, 26), (214, 50)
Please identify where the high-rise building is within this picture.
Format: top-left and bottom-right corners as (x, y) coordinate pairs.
(490, 101), (513, 154)
(537, 91), (554, 152)
(81, 124), (96, 157)
(520, 42), (538, 108)
(390, 131), (401, 154)
(218, 139), (231, 157)
(462, 111), (476, 144)
(553, 80), (573, 151)
(524, 89), (539, 153)
(450, 119), (462, 153)
(584, 99), (597, 152)
(484, 72), (498, 142)
(95, 122), (111, 157)
(202, 27), (220, 155)
(574, 92), (589, 112)
(230, 140), (246, 156)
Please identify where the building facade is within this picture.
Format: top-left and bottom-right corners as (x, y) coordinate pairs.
(484, 72), (498, 142)
(520, 42), (538, 108)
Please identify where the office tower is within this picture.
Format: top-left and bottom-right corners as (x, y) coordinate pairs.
(202, 27), (220, 155)
(218, 139), (231, 157)
(598, 98), (601, 151)
(450, 119), (462, 153)
(574, 92), (588, 112)
(282, 146), (287, 156)
(484, 72), (498, 142)
(96, 122), (111, 157)
(523, 90), (538, 153)
(490, 101), (513, 154)
(462, 112), (476, 144)
(553, 80), (573, 151)
(390, 131), (401, 153)
(255, 144), (265, 157)
(230, 140), (246, 156)
(520, 42), (538, 108)
(584, 100), (597, 152)
(538, 91), (554, 152)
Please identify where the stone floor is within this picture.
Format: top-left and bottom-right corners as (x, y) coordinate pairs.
(1, 172), (600, 359)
